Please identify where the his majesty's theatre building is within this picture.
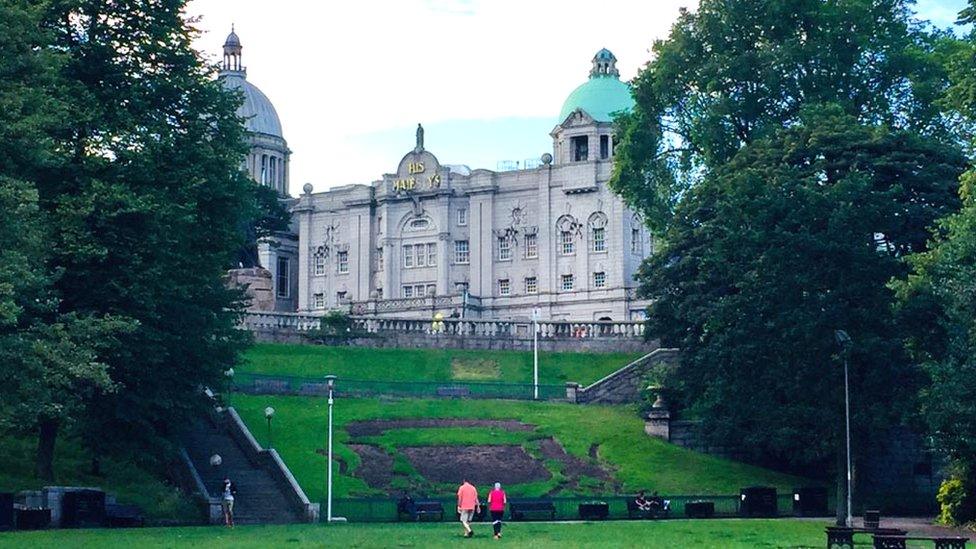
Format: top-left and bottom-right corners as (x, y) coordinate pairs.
(221, 30), (652, 321)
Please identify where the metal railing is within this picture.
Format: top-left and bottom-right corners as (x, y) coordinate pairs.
(329, 494), (804, 523)
(233, 372), (569, 401)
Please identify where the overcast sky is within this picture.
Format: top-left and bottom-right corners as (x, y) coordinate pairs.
(185, 0), (968, 193)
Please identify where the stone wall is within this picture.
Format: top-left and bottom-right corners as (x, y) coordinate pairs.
(574, 348), (679, 403)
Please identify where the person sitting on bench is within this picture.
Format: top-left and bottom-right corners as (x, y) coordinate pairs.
(635, 490), (653, 512)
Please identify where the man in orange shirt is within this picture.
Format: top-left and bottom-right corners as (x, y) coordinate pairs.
(456, 478), (480, 538)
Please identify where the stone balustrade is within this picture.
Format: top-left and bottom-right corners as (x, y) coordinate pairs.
(240, 311), (654, 352)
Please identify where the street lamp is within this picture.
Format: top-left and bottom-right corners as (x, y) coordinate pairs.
(325, 374), (338, 523)
(264, 406), (275, 449)
(834, 329), (853, 527)
(532, 307), (541, 400)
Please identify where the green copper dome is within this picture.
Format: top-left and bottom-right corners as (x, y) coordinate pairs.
(558, 49), (634, 123)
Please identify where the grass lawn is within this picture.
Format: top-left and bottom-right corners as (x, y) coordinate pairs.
(231, 395), (809, 501)
(241, 343), (643, 386)
(0, 431), (199, 523)
(0, 519), (831, 548)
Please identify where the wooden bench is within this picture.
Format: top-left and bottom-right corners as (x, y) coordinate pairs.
(826, 526), (907, 549)
(626, 498), (671, 519)
(397, 499), (444, 522)
(873, 534), (968, 549)
(509, 499), (556, 521)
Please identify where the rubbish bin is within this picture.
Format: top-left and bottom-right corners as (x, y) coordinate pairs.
(739, 486), (777, 517)
(793, 486), (828, 517)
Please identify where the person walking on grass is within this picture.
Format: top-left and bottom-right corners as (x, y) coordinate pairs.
(456, 478), (481, 538)
(220, 477), (237, 527)
(487, 482), (507, 539)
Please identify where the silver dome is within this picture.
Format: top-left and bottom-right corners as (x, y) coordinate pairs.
(221, 73), (283, 138)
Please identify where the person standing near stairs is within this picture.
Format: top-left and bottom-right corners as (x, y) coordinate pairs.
(221, 477), (238, 527)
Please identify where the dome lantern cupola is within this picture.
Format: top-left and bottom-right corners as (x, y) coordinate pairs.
(590, 48), (619, 78)
(222, 24), (243, 73)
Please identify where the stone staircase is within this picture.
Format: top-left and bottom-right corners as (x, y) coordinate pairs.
(183, 416), (301, 525)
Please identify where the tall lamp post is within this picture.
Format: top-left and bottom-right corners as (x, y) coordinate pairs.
(834, 330), (853, 527)
(532, 307), (541, 400)
(325, 374), (337, 523)
(264, 406), (275, 449)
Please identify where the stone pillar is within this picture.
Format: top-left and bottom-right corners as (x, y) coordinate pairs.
(565, 382), (581, 403)
(644, 407), (672, 441)
(293, 194), (314, 311)
(437, 232), (450, 295)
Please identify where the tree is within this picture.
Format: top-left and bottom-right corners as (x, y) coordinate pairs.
(29, 0), (289, 465)
(642, 107), (964, 518)
(891, 0), (976, 524)
(611, 0), (955, 232)
(0, 0), (288, 476)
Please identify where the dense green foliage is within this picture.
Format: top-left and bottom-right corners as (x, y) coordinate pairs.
(892, 1), (976, 524)
(611, 0), (954, 232)
(242, 343), (642, 386)
(0, 519), (831, 548)
(641, 109), (963, 472)
(232, 395), (806, 501)
(0, 0), (287, 482)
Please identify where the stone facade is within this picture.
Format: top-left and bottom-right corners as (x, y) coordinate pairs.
(292, 108), (653, 321)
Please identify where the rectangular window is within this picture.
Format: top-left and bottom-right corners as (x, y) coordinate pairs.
(427, 243), (437, 266)
(454, 240), (469, 264)
(457, 208), (467, 226)
(337, 251), (349, 273)
(269, 156), (277, 187)
(415, 244), (427, 267)
(600, 135), (610, 159)
(524, 234), (538, 258)
(594, 271), (607, 288)
(561, 274), (574, 291)
(426, 284), (436, 296)
(631, 228), (641, 255)
(314, 255), (326, 276)
(560, 231), (575, 255)
(377, 248), (383, 271)
(498, 236), (512, 261)
(456, 282), (469, 294)
(571, 135), (588, 162)
(312, 293), (325, 309)
(276, 257), (289, 298)
(592, 227), (606, 252)
(498, 279), (511, 296)
(376, 287), (383, 299)
(402, 285), (414, 298)
(525, 277), (537, 294)
(336, 291), (347, 302)
(261, 154), (269, 184)
(403, 245), (414, 268)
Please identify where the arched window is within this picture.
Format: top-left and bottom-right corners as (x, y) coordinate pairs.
(589, 212), (608, 253)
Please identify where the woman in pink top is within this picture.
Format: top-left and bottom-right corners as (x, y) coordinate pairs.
(487, 482), (507, 539)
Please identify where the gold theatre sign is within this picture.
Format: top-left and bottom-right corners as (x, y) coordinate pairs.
(394, 162), (441, 192)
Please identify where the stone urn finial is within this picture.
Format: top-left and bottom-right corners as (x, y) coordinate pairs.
(647, 384), (666, 410)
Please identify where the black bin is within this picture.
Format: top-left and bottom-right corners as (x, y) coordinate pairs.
(578, 502), (609, 520)
(739, 486), (777, 517)
(0, 493), (13, 531)
(62, 489), (106, 528)
(793, 486), (828, 517)
(685, 500), (715, 518)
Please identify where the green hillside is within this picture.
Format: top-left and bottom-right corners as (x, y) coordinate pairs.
(241, 343), (643, 386)
(231, 395), (809, 502)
